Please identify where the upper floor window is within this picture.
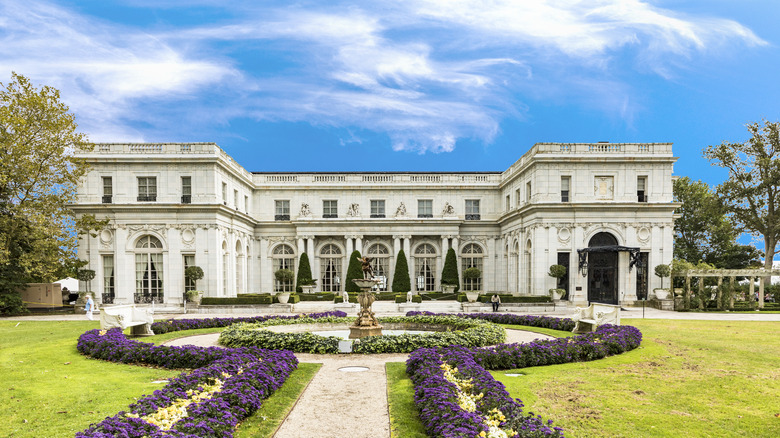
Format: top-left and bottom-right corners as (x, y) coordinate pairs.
(181, 176), (191, 204)
(323, 200), (338, 218)
(244, 195), (249, 213)
(371, 200), (385, 218)
(233, 189), (238, 209)
(137, 177), (156, 202)
(102, 177), (112, 204)
(505, 195), (510, 211)
(561, 176), (570, 202)
(221, 182), (227, 205)
(465, 200), (480, 220)
(275, 200), (290, 221)
(637, 176), (647, 202)
(515, 188), (520, 207)
(418, 199), (433, 218)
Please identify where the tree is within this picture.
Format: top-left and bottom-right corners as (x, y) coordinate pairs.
(185, 266), (204, 287)
(654, 264), (671, 290)
(673, 177), (762, 268)
(345, 250), (364, 292)
(391, 249), (411, 292)
(295, 253), (315, 292)
(704, 120), (780, 273)
(0, 73), (92, 314)
(440, 248), (460, 292)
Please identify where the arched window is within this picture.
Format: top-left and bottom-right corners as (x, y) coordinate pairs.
(320, 244), (343, 292)
(589, 232), (618, 247)
(367, 244), (390, 291)
(135, 235), (163, 303)
(461, 243), (483, 291)
(235, 241), (244, 294)
(414, 243), (437, 292)
(222, 241), (229, 296)
(272, 244), (295, 292)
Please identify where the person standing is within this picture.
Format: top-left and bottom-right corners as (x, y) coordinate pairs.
(85, 294), (95, 321)
(491, 294), (501, 312)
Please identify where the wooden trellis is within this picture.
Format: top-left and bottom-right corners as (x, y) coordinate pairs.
(673, 269), (779, 310)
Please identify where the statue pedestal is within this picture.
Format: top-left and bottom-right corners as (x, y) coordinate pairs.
(349, 279), (383, 339)
(349, 325), (384, 339)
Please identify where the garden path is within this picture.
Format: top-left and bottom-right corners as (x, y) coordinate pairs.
(164, 329), (552, 437)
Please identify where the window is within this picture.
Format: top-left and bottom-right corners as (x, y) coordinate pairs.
(221, 182), (227, 205)
(275, 200), (290, 221)
(637, 176), (647, 202)
(561, 176), (570, 202)
(370, 200), (385, 218)
(137, 177), (157, 202)
(135, 236), (163, 303)
(414, 243), (437, 291)
(102, 255), (114, 304)
(181, 176), (191, 204)
(515, 188), (521, 207)
(273, 244), (295, 292)
(461, 244), (483, 291)
(102, 177), (113, 204)
(367, 244), (390, 290)
(465, 200), (480, 220)
(323, 200), (338, 218)
(526, 181), (531, 202)
(244, 195), (249, 213)
(233, 190), (238, 209)
(320, 244), (342, 291)
(418, 200), (433, 218)
(505, 195), (510, 211)
(183, 255), (196, 292)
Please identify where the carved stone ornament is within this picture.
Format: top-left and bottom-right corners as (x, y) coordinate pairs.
(557, 227), (571, 243)
(395, 202), (407, 217)
(347, 203), (360, 217)
(637, 226), (651, 244)
(181, 228), (196, 244)
(442, 202), (455, 215)
(299, 203), (311, 217)
(99, 229), (113, 244)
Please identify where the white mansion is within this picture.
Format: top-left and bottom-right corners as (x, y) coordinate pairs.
(71, 142), (678, 306)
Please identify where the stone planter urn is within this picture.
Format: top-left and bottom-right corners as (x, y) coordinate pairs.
(549, 288), (563, 301)
(277, 292), (291, 304)
(654, 288), (670, 300)
(466, 292), (480, 303)
(442, 284), (457, 293)
(299, 285), (315, 294)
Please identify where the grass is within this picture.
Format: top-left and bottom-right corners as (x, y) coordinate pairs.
(386, 362), (427, 438)
(494, 320), (780, 437)
(0, 321), (317, 438)
(235, 363), (321, 437)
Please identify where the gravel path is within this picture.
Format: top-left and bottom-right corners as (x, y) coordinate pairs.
(164, 329), (553, 437)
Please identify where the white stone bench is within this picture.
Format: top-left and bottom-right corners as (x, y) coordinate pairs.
(100, 304), (154, 336)
(572, 303), (620, 333)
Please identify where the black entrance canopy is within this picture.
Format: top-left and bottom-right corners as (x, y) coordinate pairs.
(577, 246), (641, 273)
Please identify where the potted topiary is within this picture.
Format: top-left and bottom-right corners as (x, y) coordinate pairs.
(184, 266), (205, 304)
(185, 290), (203, 304)
(547, 264), (567, 300)
(275, 269), (295, 303)
(654, 264), (671, 300)
(462, 267), (482, 302)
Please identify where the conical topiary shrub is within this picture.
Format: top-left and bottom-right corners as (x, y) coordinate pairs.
(345, 250), (364, 292)
(295, 253), (314, 292)
(441, 247), (460, 292)
(392, 249), (411, 292)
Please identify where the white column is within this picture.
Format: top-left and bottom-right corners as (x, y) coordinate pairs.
(355, 236), (363, 254)
(393, 236), (401, 256)
(311, 237), (320, 292)
(403, 236), (412, 292)
(166, 226), (183, 305)
(307, 237), (315, 256)
(207, 227), (220, 297)
(346, 236), (353, 255)
(259, 238), (271, 293)
(297, 237), (305, 258)
(440, 236), (449, 291)
(114, 227), (132, 304)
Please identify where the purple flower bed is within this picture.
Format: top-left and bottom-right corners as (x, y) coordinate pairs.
(151, 311), (347, 334)
(76, 329), (298, 437)
(408, 346), (564, 438)
(406, 311), (575, 332)
(405, 313), (643, 437)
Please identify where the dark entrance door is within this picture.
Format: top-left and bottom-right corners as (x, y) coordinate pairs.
(588, 232), (618, 304)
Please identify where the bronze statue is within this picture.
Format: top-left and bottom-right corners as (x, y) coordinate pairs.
(358, 255), (374, 279)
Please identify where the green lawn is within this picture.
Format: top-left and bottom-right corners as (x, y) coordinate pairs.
(494, 320), (780, 437)
(0, 321), (317, 438)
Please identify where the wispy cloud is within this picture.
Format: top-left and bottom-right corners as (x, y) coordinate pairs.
(0, 0), (766, 151)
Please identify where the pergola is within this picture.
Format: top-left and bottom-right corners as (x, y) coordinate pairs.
(675, 268), (779, 310)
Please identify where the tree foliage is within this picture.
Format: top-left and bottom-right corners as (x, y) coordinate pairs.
(345, 250), (364, 292)
(391, 249), (411, 292)
(295, 253), (314, 292)
(0, 73), (92, 313)
(547, 264), (567, 279)
(441, 247), (460, 292)
(673, 176), (762, 269)
(703, 120), (780, 271)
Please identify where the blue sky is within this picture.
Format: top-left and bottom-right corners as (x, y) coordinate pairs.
(1, 0), (778, 187)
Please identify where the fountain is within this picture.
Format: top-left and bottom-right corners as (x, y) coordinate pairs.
(349, 256), (383, 339)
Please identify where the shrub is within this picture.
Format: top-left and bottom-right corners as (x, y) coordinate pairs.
(184, 266), (204, 283)
(655, 264), (671, 290)
(295, 253), (315, 292)
(440, 247), (460, 292)
(274, 268), (294, 283)
(463, 267), (481, 279)
(150, 311), (346, 334)
(395, 293), (422, 303)
(296, 293), (335, 301)
(345, 250), (364, 292)
(201, 296), (272, 305)
(476, 294), (551, 304)
(391, 249), (411, 292)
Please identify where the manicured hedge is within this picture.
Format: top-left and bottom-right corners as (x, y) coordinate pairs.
(150, 311), (347, 334)
(395, 294), (423, 303)
(419, 292), (459, 301)
(202, 295), (272, 305)
(407, 311), (575, 332)
(296, 293), (336, 301)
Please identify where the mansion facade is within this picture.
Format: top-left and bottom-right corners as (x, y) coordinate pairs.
(71, 142), (678, 306)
